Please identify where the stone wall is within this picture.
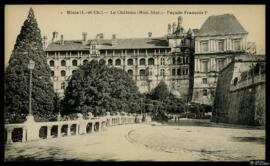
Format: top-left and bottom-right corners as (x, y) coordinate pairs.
(212, 62), (265, 126)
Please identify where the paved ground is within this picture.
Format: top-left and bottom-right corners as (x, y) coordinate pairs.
(5, 121), (265, 161)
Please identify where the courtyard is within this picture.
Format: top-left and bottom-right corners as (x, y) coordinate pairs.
(5, 120), (265, 161)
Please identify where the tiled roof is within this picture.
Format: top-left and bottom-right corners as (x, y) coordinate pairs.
(197, 14), (248, 37)
(45, 37), (170, 51)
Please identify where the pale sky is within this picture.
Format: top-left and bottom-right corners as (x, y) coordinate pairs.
(5, 5), (265, 66)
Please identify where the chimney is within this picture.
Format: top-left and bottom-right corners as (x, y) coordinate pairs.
(168, 24), (172, 34)
(52, 31), (58, 42)
(148, 32), (152, 38)
(99, 33), (104, 39)
(43, 36), (48, 49)
(82, 32), (87, 45)
(60, 34), (64, 45)
(178, 16), (183, 27)
(112, 34), (117, 46)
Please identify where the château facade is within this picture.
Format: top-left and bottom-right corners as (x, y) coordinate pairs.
(44, 14), (251, 106)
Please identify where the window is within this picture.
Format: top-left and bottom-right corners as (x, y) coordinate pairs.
(148, 58), (155, 65)
(218, 40), (224, 51)
(177, 68), (181, 76)
(61, 70), (66, 77)
(61, 60), (66, 66)
(217, 59), (225, 71)
(172, 57), (176, 65)
(202, 60), (209, 73)
(51, 71), (54, 77)
(139, 69), (146, 76)
(115, 59), (121, 66)
(127, 70), (133, 76)
(139, 58), (146, 66)
(177, 57), (182, 65)
(72, 60), (78, 66)
(233, 77), (238, 86)
(172, 69), (176, 76)
(202, 78), (207, 84)
(83, 59), (88, 65)
(200, 41), (209, 52)
(202, 89), (207, 96)
(49, 60), (54, 67)
(61, 82), (65, 90)
(108, 59), (113, 65)
(233, 40), (241, 51)
(160, 69), (165, 77)
(127, 59), (133, 66)
(72, 70), (76, 74)
(160, 58), (165, 65)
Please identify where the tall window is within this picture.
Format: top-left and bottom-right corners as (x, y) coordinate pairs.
(49, 60), (54, 67)
(61, 70), (66, 77)
(160, 69), (165, 77)
(115, 59), (121, 66)
(127, 69), (133, 76)
(218, 40), (224, 51)
(108, 59), (113, 65)
(177, 57), (182, 65)
(72, 59), (78, 66)
(139, 69), (146, 79)
(217, 59), (225, 71)
(172, 69), (176, 76)
(51, 71), (54, 77)
(177, 68), (181, 76)
(202, 89), (207, 96)
(61, 60), (66, 66)
(148, 58), (155, 65)
(139, 58), (146, 66)
(160, 58), (165, 65)
(200, 41), (209, 52)
(127, 59), (133, 66)
(172, 57), (176, 65)
(83, 59), (88, 65)
(202, 60), (209, 73)
(61, 82), (65, 90)
(233, 40), (241, 51)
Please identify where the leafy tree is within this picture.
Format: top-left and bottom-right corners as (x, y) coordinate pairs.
(148, 80), (171, 101)
(62, 59), (140, 116)
(4, 8), (56, 123)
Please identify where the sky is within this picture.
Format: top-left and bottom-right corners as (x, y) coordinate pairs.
(5, 5), (265, 66)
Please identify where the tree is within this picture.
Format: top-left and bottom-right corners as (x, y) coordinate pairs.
(62, 59), (140, 116)
(148, 80), (171, 101)
(4, 8), (56, 123)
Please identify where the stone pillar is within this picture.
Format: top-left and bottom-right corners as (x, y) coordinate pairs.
(22, 127), (27, 142)
(58, 125), (62, 137)
(76, 124), (79, 135)
(25, 115), (39, 141)
(98, 122), (102, 132)
(91, 123), (95, 133)
(6, 128), (13, 144)
(67, 124), (71, 136)
(47, 126), (52, 139)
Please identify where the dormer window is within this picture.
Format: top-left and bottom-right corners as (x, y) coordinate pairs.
(200, 41), (209, 52)
(233, 39), (241, 51)
(217, 40), (224, 51)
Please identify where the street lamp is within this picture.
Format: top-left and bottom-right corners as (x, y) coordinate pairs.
(28, 59), (35, 116)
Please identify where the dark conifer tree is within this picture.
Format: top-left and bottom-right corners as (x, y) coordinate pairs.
(4, 8), (56, 123)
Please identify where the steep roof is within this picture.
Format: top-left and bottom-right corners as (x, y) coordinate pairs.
(45, 37), (170, 51)
(197, 14), (248, 37)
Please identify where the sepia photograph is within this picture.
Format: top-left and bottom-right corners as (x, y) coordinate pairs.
(4, 4), (266, 162)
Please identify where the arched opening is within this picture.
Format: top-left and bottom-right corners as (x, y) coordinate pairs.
(127, 59), (133, 66)
(72, 70), (77, 74)
(127, 69), (133, 76)
(51, 70), (54, 77)
(115, 59), (121, 66)
(70, 124), (77, 135)
(49, 60), (55, 67)
(139, 58), (146, 66)
(72, 59), (78, 66)
(39, 126), (47, 139)
(139, 69), (146, 79)
(61, 60), (66, 66)
(148, 58), (155, 65)
(51, 125), (58, 138)
(61, 70), (66, 77)
(61, 125), (68, 137)
(12, 128), (23, 142)
(108, 59), (113, 65)
(86, 123), (93, 133)
(83, 59), (88, 65)
(233, 77), (238, 86)
(94, 122), (99, 132)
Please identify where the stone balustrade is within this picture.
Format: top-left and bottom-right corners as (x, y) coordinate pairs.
(230, 74), (265, 92)
(4, 113), (147, 144)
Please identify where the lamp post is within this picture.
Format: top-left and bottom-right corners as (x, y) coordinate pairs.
(27, 59), (35, 116)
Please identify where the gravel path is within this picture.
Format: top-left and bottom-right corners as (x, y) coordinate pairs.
(5, 123), (265, 161)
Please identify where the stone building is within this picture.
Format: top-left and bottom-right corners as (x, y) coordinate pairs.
(44, 16), (195, 99)
(212, 54), (265, 125)
(192, 14), (248, 105)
